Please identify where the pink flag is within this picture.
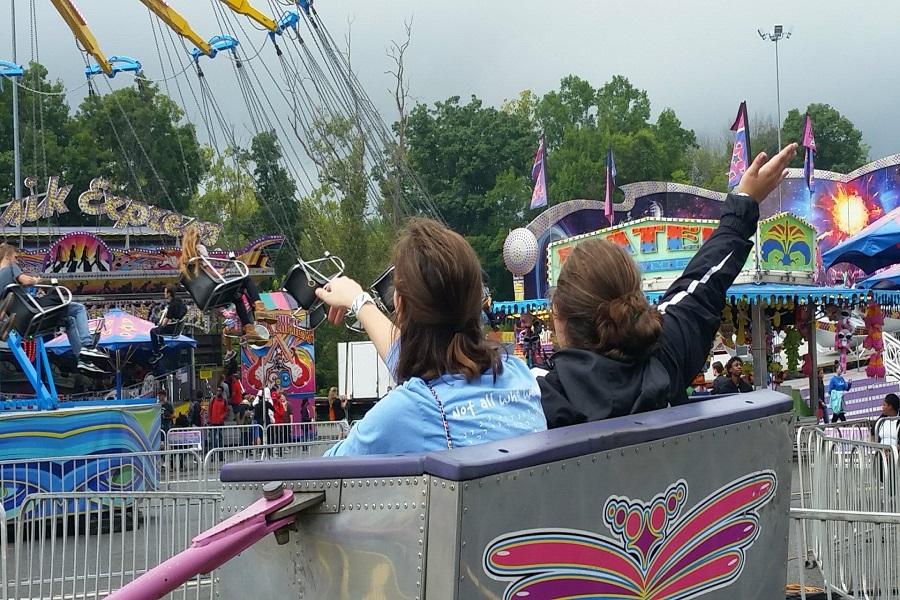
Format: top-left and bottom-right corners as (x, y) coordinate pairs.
(605, 148), (617, 226)
(727, 102), (751, 189)
(530, 135), (548, 209)
(802, 113), (816, 192)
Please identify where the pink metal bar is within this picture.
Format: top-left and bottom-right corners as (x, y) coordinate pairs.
(107, 488), (294, 600)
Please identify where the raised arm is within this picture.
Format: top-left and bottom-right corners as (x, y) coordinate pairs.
(655, 144), (798, 396)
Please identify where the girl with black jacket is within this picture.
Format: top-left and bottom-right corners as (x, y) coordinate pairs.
(539, 144), (798, 428)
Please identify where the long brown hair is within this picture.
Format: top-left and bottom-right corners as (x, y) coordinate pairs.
(0, 243), (15, 265)
(553, 238), (662, 362)
(393, 218), (502, 383)
(178, 225), (201, 279)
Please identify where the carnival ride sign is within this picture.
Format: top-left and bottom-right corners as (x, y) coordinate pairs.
(0, 176), (71, 226)
(78, 178), (221, 244)
(2, 176), (221, 245)
(547, 217), (748, 288)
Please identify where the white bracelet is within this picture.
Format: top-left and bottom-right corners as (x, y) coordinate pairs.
(349, 292), (375, 318)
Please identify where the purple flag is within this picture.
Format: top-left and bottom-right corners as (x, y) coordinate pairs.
(530, 135), (548, 209)
(802, 113), (816, 192)
(605, 148), (617, 226)
(727, 102), (751, 189)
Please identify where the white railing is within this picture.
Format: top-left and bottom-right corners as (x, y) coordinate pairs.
(794, 427), (900, 599)
(883, 331), (900, 383)
(7, 491), (221, 600)
(1, 504), (7, 600)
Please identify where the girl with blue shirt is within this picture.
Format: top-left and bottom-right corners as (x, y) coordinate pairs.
(314, 219), (547, 456)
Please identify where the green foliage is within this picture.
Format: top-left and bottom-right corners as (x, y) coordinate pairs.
(243, 131), (298, 279)
(69, 79), (206, 214)
(781, 104), (869, 173)
(189, 147), (258, 248)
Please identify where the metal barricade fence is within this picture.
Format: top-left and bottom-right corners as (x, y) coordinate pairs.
(5, 491), (222, 600)
(167, 421), (349, 455)
(795, 429), (900, 599)
(794, 417), (878, 564)
(202, 439), (333, 482)
(1, 504), (8, 600)
(167, 424), (261, 453)
(266, 421), (346, 445)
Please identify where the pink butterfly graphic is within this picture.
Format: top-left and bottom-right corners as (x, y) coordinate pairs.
(483, 471), (776, 600)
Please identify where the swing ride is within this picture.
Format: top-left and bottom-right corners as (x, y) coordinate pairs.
(1, 2), (799, 599)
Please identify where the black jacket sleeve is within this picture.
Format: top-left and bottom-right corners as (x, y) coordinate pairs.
(654, 193), (759, 398)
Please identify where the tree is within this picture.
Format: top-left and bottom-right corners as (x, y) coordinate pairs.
(68, 79), (206, 213)
(244, 131), (298, 278)
(0, 63), (72, 200)
(781, 104), (869, 173)
(189, 147), (259, 248)
(595, 75), (652, 135)
(405, 95), (534, 234)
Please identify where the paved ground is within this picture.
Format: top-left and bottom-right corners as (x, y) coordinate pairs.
(787, 460), (828, 598)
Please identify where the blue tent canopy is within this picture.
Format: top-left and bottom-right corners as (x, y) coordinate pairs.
(822, 206), (900, 273)
(858, 264), (900, 290)
(502, 284), (900, 312)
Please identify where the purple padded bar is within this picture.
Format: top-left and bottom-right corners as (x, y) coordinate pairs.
(221, 454), (426, 482)
(221, 390), (790, 484)
(425, 390), (790, 481)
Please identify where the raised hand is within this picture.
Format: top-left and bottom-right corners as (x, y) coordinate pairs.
(736, 143), (799, 204)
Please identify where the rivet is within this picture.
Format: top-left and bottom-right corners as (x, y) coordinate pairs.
(442, 482), (446, 488)
(450, 484), (455, 491)
(380, 503), (385, 509)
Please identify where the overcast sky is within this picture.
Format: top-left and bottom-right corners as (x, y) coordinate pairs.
(7, 0), (899, 160)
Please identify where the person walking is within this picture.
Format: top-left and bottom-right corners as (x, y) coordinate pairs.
(827, 366), (852, 423)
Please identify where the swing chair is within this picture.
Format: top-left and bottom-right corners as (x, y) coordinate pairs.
(283, 253), (346, 331)
(0, 281), (71, 341)
(181, 253), (272, 345)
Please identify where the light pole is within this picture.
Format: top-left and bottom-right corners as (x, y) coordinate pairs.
(758, 24), (791, 210)
(10, 0), (21, 202)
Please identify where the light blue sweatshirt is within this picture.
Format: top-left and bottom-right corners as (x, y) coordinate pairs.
(325, 342), (546, 456)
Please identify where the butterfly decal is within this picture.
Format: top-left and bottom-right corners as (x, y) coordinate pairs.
(483, 471), (776, 600)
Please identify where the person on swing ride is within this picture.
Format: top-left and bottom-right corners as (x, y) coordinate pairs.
(538, 143), (799, 428)
(314, 218), (547, 456)
(0, 243), (105, 372)
(177, 224), (265, 342)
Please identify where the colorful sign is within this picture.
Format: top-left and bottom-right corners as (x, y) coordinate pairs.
(758, 212), (816, 272)
(242, 313), (316, 397)
(548, 217), (741, 288)
(3, 175), (221, 244)
(78, 177), (222, 244)
(44, 232), (113, 274)
(0, 403), (161, 518)
(11, 233), (282, 295)
(483, 471), (776, 599)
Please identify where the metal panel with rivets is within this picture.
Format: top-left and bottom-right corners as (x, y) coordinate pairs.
(219, 476), (431, 599)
